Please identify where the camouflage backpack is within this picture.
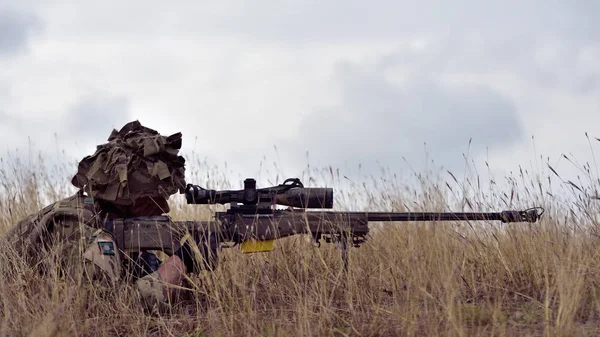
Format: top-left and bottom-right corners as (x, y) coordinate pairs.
(71, 120), (187, 206)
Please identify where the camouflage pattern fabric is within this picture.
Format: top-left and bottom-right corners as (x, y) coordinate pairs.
(7, 192), (173, 306)
(6, 120), (188, 309)
(6, 191), (100, 270)
(82, 229), (122, 282)
(71, 120), (186, 206)
(5, 192), (122, 283)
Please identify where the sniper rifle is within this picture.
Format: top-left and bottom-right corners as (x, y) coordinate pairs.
(105, 178), (543, 272)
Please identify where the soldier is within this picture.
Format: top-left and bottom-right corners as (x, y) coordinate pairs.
(5, 120), (200, 311)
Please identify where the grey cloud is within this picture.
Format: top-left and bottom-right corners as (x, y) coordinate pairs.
(63, 94), (132, 145)
(0, 109), (24, 137)
(558, 1), (600, 41)
(273, 32), (599, 177)
(579, 75), (599, 94)
(0, 9), (41, 56)
(277, 50), (524, 174)
(0, 110), (11, 139)
(397, 37), (600, 96)
(26, 1), (596, 44)
(161, 1), (596, 43)
(0, 93), (131, 159)
(0, 93), (132, 192)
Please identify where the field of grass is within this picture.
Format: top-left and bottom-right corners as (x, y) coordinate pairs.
(1, 146), (600, 337)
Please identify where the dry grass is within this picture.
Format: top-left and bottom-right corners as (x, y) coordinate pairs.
(2, 143), (600, 337)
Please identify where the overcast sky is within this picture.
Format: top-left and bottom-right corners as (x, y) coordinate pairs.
(1, 1), (599, 199)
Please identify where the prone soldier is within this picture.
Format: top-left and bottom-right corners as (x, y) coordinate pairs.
(5, 120), (201, 311)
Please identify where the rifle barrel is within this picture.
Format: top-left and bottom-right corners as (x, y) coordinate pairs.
(363, 209), (540, 223)
(365, 212), (502, 222)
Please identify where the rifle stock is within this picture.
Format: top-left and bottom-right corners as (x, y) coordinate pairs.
(107, 210), (371, 255)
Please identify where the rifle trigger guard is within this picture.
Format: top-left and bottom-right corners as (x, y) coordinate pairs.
(312, 232), (322, 247)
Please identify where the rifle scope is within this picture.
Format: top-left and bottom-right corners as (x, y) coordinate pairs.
(185, 178), (334, 209)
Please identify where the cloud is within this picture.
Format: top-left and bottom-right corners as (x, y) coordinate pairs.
(559, 1), (600, 41)
(11, 1), (593, 46)
(49, 94), (133, 162)
(64, 94), (132, 142)
(277, 48), (524, 175)
(0, 0), (598, 190)
(0, 93), (131, 160)
(86, 1), (593, 44)
(0, 8), (41, 56)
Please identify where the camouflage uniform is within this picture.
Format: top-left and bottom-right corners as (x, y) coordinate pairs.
(6, 120), (188, 309)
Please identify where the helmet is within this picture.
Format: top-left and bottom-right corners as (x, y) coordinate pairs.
(71, 120), (186, 206)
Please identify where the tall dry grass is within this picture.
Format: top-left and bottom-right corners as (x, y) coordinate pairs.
(1, 141), (600, 337)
